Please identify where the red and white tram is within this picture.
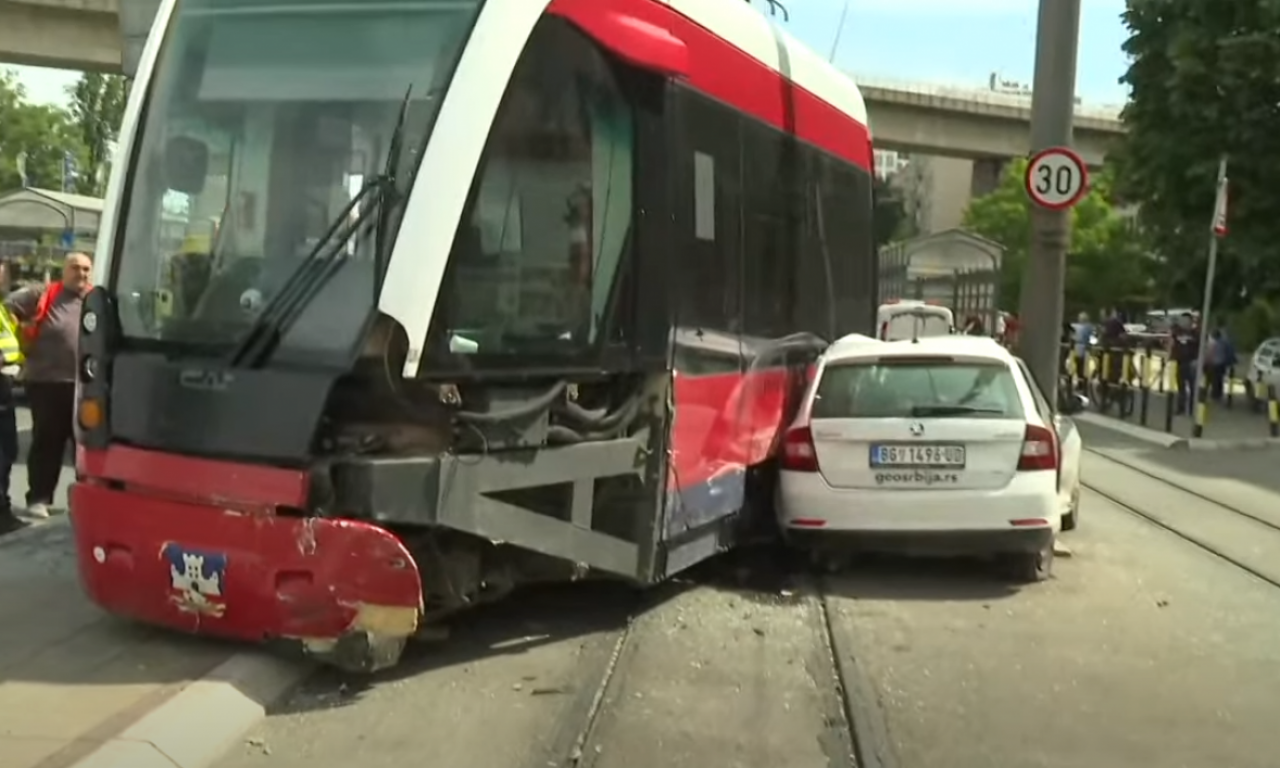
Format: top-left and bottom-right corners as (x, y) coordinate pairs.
(71, 0), (877, 671)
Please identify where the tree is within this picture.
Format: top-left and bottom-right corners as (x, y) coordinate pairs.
(1117, 0), (1280, 310)
(962, 158), (1155, 314)
(67, 73), (130, 196)
(0, 70), (81, 191)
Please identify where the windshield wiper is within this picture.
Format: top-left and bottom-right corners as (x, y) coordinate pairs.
(227, 88), (414, 369)
(226, 179), (389, 369)
(910, 405), (1005, 417)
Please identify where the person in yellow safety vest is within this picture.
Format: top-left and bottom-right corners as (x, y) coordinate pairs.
(0, 292), (25, 534)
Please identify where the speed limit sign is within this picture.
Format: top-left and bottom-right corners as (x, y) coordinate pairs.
(1024, 147), (1089, 210)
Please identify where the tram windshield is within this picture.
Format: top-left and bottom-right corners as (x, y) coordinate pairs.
(111, 0), (483, 368)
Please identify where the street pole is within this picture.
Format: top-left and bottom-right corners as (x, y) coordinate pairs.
(1016, 0), (1083, 406)
(1192, 156), (1229, 403)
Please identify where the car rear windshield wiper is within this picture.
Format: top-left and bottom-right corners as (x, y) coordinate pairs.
(910, 405), (1006, 417)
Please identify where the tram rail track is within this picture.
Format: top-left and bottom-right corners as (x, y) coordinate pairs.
(521, 565), (893, 768)
(1082, 447), (1280, 590)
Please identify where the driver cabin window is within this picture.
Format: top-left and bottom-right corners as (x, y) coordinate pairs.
(432, 16), (635, 363)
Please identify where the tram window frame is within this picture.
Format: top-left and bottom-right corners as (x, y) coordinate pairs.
(813, 152), (876, 335)
(424, 16), (652, 376)
(740, 118), (797, 339)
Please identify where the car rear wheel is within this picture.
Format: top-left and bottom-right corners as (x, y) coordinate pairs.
(1004, 541), (1053, 583)
(1061, 486), (1081, 532)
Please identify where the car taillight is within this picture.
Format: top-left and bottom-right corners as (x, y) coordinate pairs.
(781, 426), (819, 472)
(1017, 423), (1058, 471)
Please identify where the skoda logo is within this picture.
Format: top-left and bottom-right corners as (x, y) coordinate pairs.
(909, 421), (925, 437)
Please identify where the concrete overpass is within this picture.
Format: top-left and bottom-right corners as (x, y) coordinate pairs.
(857, 75), (1125, 167)
(0, 0), (126, 72)
(0, 0), (1125, 165)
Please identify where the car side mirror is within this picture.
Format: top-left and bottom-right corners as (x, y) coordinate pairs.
(1059, 392), (1088, 415)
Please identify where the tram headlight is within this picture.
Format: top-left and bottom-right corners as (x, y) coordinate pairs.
(82, 310), (98, 334)
(82, 355), (98, 382)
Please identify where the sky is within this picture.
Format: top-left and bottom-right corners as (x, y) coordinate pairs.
(6, 0), (1131, 108)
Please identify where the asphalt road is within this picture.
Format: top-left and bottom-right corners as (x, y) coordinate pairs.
(213, 454), (1280, 768)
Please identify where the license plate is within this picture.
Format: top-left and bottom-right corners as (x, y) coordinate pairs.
(870, 443), (966, 468)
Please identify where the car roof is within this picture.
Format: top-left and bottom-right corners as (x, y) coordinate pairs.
(824, 335), (1013, 366)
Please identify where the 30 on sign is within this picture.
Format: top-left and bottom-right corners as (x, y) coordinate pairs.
(1024, 147), (1089, 210)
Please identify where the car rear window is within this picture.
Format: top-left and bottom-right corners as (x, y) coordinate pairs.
(883, 313), (951, 340)
(811, 358), (1025, 419)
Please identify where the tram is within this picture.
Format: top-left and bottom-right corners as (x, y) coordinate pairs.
(71, 0), (877, 671)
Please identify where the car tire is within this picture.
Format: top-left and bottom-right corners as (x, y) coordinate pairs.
(1061, 486), (1081, 532)
(1004, 542), (1053, 584)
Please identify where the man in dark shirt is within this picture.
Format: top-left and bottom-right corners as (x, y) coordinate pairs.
(5, 253), (92, 518)
(1168, 312), (1199, 414)
(1098, 309), (1128, 408)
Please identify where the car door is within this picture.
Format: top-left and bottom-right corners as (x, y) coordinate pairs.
(1017, 359), (1078, 514)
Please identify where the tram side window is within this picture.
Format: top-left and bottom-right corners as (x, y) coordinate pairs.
(794, 149), (838, 340)
(431, 17), (635, 364)
(672, 91), (741, 335)
(740, 120), (796, 339)
(814, 153), (875, 335)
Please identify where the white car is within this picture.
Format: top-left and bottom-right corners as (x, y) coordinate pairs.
(1248, 337), (1280, 394)
(776, 335), (1085, 582)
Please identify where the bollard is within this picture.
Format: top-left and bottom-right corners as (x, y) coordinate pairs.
(1138, 351), (1151, 426)
(1269, 384), (1279, 438)
(1164, 359), (1177, 433)
(1100, 349), (1112, 413)
(1192, 379), (1208, 438)
(1157, 353), (1167, 394)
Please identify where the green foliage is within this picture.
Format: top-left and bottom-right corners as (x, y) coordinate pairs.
(962, 158), (1155, 313)
(67, 73), (130, 196)
(0, 69), (127, 196)
(1117, 0), (1280, 311)
(0, 71), (81, 191)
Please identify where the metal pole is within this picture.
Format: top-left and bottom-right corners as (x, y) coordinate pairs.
(1016, 0), (1082, 406)
(1192, 156), (1228, 398)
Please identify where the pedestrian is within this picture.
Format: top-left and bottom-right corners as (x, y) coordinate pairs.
(1168, 312), (1199, 415)
(5, 253), (92, 519)
(1206, 327), (1236, 402)
(1074, 312), (1094, 386)
(0, 264), (24, 534)
(962, 315), (985, 336)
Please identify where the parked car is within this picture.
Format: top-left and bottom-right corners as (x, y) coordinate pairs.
(776, 335), (1085, 582)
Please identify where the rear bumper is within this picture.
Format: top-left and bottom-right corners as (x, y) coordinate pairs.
(70, 447), (424, 671)
(777, 469), (1061, 533)
(783, 526), (1053, 555)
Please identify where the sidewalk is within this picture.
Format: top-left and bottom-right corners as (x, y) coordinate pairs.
(1075, 388), (1277, 449)
(0, 410), (310, 768)
(0, 520), (234, 768)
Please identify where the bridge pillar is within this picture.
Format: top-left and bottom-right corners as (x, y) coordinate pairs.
(970, 157), (1008, 199)
(117, 0), (162, 77)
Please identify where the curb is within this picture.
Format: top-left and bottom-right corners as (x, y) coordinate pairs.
(1075, 412), (1280, 451)
(70, 651), (313, 768)
(1074, 412), (1186, 448)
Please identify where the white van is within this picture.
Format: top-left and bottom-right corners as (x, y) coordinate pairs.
(876, 300), (955, 341)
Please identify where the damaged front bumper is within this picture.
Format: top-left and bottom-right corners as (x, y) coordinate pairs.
(70, 446), (424, 672)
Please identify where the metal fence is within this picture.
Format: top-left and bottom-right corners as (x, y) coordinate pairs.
(879, 245), (1001, 332)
